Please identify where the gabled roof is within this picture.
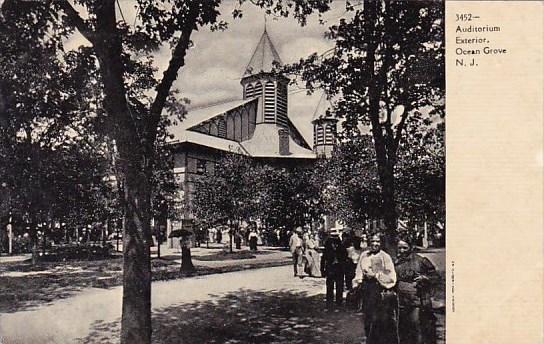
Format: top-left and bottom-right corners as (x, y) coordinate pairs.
(243, 29), (283, 77)
(170, 130), (247, 155)
(168, 98), (256, 141)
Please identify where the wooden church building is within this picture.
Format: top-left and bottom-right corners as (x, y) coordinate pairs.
(165, 28), (337, 234)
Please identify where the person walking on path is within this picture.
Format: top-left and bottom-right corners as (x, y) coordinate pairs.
(234, 230), (243, 250)
(302, 232), (321, 277)
(395, 233), (438, 344)
(353, 233), (398, 344)
(248, 229), (258, 251)
(321, 229), (348, 309)
(289, 227), (304, 277)
(346, 232), (364, 310)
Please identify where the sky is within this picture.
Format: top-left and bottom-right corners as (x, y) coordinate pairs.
(65, 1), (351, 141)
(175, 1), (347, 140)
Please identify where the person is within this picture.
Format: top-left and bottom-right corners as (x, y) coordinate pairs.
(395, 234), (438, 344)
(289, 227), (304, 277)
(342, 230), (355, 290)
(345, 233), (364, 311)
(321, 229), (348, 309)
(234, 230), (243, 250)
(353, 233), (398, 344)
(302, 232), (321, 277)
(216, 228), (222, 244)
(248, 229), (258, 251)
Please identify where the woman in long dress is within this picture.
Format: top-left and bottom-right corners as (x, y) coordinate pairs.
(248, 230), (258, 251)
(353, 233), (399, 344)
(395, 235), (437, 344)
(303, 233), (321, 277)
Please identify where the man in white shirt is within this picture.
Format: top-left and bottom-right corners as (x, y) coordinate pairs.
(289, 227), (303, 277)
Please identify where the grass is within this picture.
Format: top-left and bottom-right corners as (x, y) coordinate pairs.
(193, 250), (274, 261)
(0, 251), (291, 314)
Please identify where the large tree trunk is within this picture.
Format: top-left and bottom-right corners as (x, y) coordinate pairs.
(120, 157), (152, 344)
(363, 1), (398, 256)
(381, 163), (398, 255)
(87, 2), (154, 342)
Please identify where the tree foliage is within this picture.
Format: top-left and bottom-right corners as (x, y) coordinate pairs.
(193, 153), (256, 228)
(193, 156), (324, 238)
(2, 0), (333, 341)
(285, 1), (444, 251)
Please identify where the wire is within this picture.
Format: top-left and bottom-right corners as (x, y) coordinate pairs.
(116, 0), (126, 24)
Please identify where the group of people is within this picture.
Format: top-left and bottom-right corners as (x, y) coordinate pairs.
(290, 227), (438, 344)
(288, 229), (322, 278)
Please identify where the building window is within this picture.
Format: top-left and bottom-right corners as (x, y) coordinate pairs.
(196, 159), (207, 175)
(217, 118), (226, 137)
(245, 84), (255, 99)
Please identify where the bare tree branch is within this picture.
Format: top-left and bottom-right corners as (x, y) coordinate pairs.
(147, 5), (200, 145)
(54, 0), (97, 45)
(393, 104), (411, 151)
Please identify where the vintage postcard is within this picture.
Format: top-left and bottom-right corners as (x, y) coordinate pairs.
(0, 1), (541, 343)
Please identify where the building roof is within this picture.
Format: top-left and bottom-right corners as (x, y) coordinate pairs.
(243, 29), (283, 77)
(170, 130), (247, 155)
(240, 124), (316, 159)
(168, 98), (256, 141)
(311, 92), (336, 122)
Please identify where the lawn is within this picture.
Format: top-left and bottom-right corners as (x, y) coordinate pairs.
(0, 251), (290, 313)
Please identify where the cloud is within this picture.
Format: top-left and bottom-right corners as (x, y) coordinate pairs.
(63, 1), (345, 140)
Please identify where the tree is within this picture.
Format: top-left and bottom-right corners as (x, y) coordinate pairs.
(193, 153), (256, 253)
(5, 0), (334, 341)
(396, 115), (445, 225)
(253, 165), (324, 237)
(316, 119), (445, 235)
(0, 0), (105, 261)
(316, 136), (383, 230)
(285, 1), (444, 252)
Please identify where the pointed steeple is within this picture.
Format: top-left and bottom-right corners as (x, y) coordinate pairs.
(243, 28), (283, 77)
(311, 92), (335, 122)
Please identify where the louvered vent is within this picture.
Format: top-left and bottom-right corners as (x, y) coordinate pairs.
(316, 125), (324, 145)
(276, 83), (288, 128)
(245, 84), (254, 99)
(325, 123), (335, 144)
(264, 81), (276, 123)
(254, 82), (263, 99)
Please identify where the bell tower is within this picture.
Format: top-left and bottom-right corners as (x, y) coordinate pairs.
(240, 27), (289, 128)
(312, 93), (337, 158)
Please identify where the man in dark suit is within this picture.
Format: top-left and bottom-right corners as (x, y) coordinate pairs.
(321, 229), (348, 309)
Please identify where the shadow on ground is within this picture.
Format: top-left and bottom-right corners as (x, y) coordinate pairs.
(78, 289), (365, 344)
(0, 257), (290, 313)
(77, 288), (445, 344)
(0, 258), (126, 313)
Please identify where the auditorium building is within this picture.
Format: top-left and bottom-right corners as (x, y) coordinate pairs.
(164, 28), (337, 238)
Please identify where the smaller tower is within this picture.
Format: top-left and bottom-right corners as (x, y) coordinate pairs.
(312, 93), (337, 158)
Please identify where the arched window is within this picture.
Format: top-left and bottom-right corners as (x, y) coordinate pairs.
(254, 81), (263, 99)
(217, 118), (226, 138)
(245, 84), (255, 99)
